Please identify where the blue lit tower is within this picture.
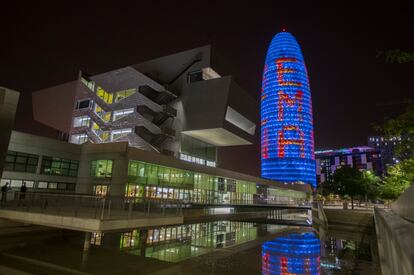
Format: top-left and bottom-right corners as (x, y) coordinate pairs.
(261, 31), (316, 188)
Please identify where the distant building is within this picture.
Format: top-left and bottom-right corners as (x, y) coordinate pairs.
(368, 136), (400, 167)
(315, 146), (383, 185)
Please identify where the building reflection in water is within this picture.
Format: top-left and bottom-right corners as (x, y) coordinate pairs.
(262, 232), (321, 275)
(112, 221), (259, 262)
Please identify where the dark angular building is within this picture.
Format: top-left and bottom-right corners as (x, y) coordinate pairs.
(32, 46), (257, 168)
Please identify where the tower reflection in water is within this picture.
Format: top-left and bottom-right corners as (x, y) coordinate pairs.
(262, 232), (321, 275)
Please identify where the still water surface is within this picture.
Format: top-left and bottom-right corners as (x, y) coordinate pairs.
(2, 221), (378, 274)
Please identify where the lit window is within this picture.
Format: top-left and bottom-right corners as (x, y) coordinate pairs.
(113, 108), (134, 121)
(70, 134), (88, 144)
(38, 181), (48, 189)
(96, 87), (113, 104)
(115, 89), (136, 102)
(81, 77), (95, 91)
(73, 116), (91, 128)
(91, 160), (113, 178)
(111, 128), (132, 141)
(94, 104), (111, 122)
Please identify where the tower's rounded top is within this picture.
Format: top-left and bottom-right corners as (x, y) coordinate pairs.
(265, 31), (304, 64)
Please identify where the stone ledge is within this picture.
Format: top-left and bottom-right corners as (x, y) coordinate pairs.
(375, 208), (414, 275)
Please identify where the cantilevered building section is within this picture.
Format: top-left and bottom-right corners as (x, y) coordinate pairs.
(261, 32), (316, 188)
(33, 46), (257, 168)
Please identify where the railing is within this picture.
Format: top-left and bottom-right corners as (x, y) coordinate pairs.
(319, 200), (390, 210)
(0, 191), (311, 221)
(0, 192), (183, 220)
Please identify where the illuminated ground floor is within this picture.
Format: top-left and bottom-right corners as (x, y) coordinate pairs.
(1, 131), (311, 206)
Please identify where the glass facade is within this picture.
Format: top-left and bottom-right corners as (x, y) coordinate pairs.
(91, 160), (113, 178)
(41, 156), (79, 177)
(3, 151), (39, 173)
(180, 135), (216, 162)
(126, 161), (305, 204)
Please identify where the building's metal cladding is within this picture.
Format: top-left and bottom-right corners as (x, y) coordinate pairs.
(261, 31), (316, 188)
(262, 232), (321, 275)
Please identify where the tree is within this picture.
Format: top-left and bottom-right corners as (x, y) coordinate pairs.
(377, 49), (414, 63)
(380, 158), (414, 200)
(361, 170), (381, 201)
(330, 166), (365, 209)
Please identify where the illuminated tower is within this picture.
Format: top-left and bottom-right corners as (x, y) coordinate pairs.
(261, 31), (316, 188)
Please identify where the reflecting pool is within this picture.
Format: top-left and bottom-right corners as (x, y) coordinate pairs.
(0, 221), (379, 274)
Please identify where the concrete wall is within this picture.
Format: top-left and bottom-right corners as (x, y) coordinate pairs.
(391, 183), (414, 223)
(375, 208), (414, 275)
(0, 87), (19, 175)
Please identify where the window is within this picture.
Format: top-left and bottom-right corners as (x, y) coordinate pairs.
(38, 181), (48, 189)
(36, 181), (71, 190)
(187, 70), (203, 83)
(113, 108), (134, 121)
(24, 181), (35, 188)
(48, 182), (58, 189)
(41, 156), (79, 177)
(11, 180), (22, 188)
(125, 184), (143, 197)
(115, 89), (136, 102)
(58, 183), (67, 190)
(73, 116), (91, 128)
(4, 151), (39, 173)
(81, 77), (95, 91)
(90, 232), (104, 246)
(96, 87), (113, 104)
(76, 99), (92, 110)
(70, 134), (88, 144)
(180, 135), (216, 163)
(94, 185), (109, 196)
(1, 179), (34, 188)
(111, 128), (132, 141)
(94, 104), (111, 122)
(91, 160), (113, 178)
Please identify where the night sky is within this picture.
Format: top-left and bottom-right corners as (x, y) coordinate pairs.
(1, 2), (413, 176)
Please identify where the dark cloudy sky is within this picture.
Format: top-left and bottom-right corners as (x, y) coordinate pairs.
(1, 2), (413, 175)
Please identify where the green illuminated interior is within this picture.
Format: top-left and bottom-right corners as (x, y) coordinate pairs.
(126, 160), (306, 203)
(91, 160), (113, 178)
